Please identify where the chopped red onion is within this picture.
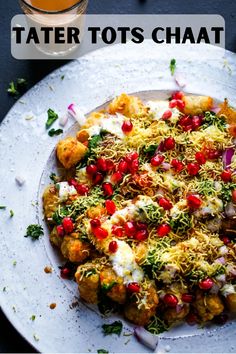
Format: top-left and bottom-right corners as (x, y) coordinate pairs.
(134, 327), (158, 350)
(176, 304), (184, 314)
(225, 202), (236, 218)
(68, 103), (86, 126)
(161, 162), (171, 171)
(59, 114), (68, 127)
(211, 106), (221, 114)
(215, 257), (226, 265)
(174, 73), (186, 88)
(222, 148), (234, 169)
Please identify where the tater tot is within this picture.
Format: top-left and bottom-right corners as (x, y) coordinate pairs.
(193, 290), (224, 322)
(61, 234), (91, 263)
(57, 137), (87, 169)
(43, 185), (59, 221)
(50, 226), (63, 248)
(225, 293), (236, 313)
(182, 95), (213, 115)
(75, 264), (100, 304)
(100, 267), (126, 304)
(107, 93), (148, 118)
(124, 284), (159, 326)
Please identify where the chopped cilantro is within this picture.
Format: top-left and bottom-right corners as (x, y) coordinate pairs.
(30, 315), (36, 321)
(220, 182), (236, 205)
(10, 210), (14, 218)
(0, 206), (6, 210)
(7, 82), (19, 96)
(48, 128), (63, 137)
(49, 173), (59, 183)
(45, 109), (58, 129)
(202, 111), (226, 131)
(97, 350), (108, 354)
(84, 268), (97, 277)
(61, 75), (65, 80)
(101, 282), (117, 293)
(25, 224), (44, 240)
(7, 78), (27, 97)
(102, 321), (123, 336)
(2, 287), (6, 292)
(143, 144), (158, 157)
(17, 78), (27, 87)
(170, 58), (176, 76)
(13, 260), (17, 266)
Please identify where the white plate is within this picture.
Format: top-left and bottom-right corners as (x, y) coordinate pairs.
(0, 41), (236, 353)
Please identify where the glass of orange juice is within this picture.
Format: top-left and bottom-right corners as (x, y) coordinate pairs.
(19, 0), (88, 56)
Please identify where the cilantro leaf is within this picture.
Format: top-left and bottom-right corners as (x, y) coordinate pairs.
(102, 321), (123, 336)
(25, 224), (44, 240)
(202, 111), (226, 131)
(0, 206), (6, 210)
(97, 350), (108, 354)
(101, 282), (117, 293)
(48, 128), (63, 137)
(7, 82), (19, 97)
(143, 144), (158, 157)
(10, 210), (14, 218)
(17, 78), (27, 87)
(170, 58), (176, 76)
(46, 109), (58, 129)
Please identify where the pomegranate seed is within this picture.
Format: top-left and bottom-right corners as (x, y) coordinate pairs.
(187, 163), (200, 176)
(122, 120), (133, 134)
(164, 137), (175, 151)
(186, 313), (198, 325)
(90, 218), (101, 229)
(111, 171), (123, 184)
(172, 91), (184, 100)
(171, 159), (184, 172)
(195, 152), (206, 165)
(118, 160), (129, 174)
(86, 164), (97, 176)
(179, 115), (192, 129)
(109, 240), (118, 253)
(221, 236), (231, 245)
(93, 172), (104, 185)
(106, 159), (115, 171)
(176, 99), (185, 110)
(187, 194), (202, 209)
(214, 314), (228, 325)
(162, 110), (172, 120)
(136, 221), (147, 230)
(76, 184), (89, 196)
(157, 224), (171, 237)
(135, 229), (149, 241)
(93, 227), (108, 240)
(125, 152), (139, 163)
(130, 159), (139, 174)
(169, 99), (178, 108)
(150, 154), (165, 167)
(102, 182), (113, 197)
(232, 190), (236, 203)
(105, 200), (116, 215)
(96, 158), (107, 172)
(182, 293), (194, 303)
(192, 116), (202, 130)
(158, 141), (165, 152)
(68, 178), (79, 188)
(62, 217), (74, 234)
(112, 225), (124, 237)
(124, 221), (136, 237)
(159, 197), (173, 210)
(207, 149), (221, 160)
(221, 170), (232, 183)
(199, 278), (214, 290)
(127, 282), (140, 293)
(56, 225), (65, 237)
(163, 294), (178, 307)
(60, 267), (71, 279)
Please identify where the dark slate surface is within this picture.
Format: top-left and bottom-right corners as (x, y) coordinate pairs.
(0, 0), (235, 352)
